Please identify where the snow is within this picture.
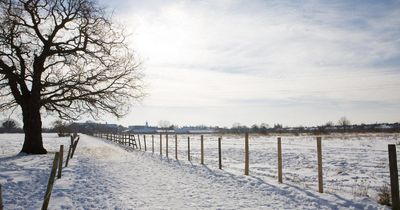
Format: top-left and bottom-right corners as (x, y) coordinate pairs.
(0, 133), (397, 209)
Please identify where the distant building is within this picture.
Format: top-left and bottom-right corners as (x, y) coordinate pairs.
(175, 126), (215, 134)
(129, 122), (158, 134)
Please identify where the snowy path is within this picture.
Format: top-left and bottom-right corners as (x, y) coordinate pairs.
(0, 134), (386, 209)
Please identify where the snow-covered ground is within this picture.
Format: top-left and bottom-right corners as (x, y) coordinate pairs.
(0, 133), (397, 209)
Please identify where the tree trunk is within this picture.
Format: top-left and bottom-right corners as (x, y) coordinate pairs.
(20, 103), (47, 154)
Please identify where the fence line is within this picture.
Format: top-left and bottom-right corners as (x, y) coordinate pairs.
(42, 152), (59, 210)
(92, 132), (397, 197)
(40, 134), (80, 209)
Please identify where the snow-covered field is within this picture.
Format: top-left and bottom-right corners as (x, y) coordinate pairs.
(0, 133), (398, 209)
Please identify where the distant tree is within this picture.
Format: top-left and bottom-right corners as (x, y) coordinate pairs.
(2, 118), (19, 130)
(231, 123), (241, 133)
(117, 125), (125, 133)
(325, 121), (334, 127)
(169, 124), (176, 130)
(229, 123), (251, 133)
(52, 120), (70, 135)
(259, 123), (269, 134)
(251, 124), (260, 133)
(0, 0), (144, 154)
(338, 117), (351, 132)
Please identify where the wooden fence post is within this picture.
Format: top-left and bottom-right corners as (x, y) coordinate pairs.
(278, 137), (282, 183)
(130, 134), (133, 147)
(244, 133), (249, 175)
(200, 135), (204, 164)
(160, 134), (162, 156)
(138, 135), (142, 150)
(70, 136), (73, 147)
(57, 145), (64, 179)
(65, 144), (72, 167)
(42, 152), (60, 210)
(152, 135), (154, 153)
(218, 137), (222, 169)
(0, 184), (3, 210)
(144, 135), (147, 151)
(317, 137), (323, 193)
(389, 144), (400, 209)
(70, 137), (80, 159)
(175, 134), (178, 160)
(166, 134), (169, 158)
(188, 136), (191, 161)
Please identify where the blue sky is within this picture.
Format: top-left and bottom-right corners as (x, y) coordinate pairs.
(96, 0), (400, 127)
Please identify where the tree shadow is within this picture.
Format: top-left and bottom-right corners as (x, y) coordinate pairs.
(0, 153), (28, 162)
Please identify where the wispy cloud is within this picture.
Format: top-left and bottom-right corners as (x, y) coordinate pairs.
(99, 0), (400, 126)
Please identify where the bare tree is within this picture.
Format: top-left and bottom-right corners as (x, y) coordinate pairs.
(338, 116), (351, 132)
(0, 0), (144, 154)
(52, 119), (70, 136)
(2, 118), (19, 130)
(325, 121), (334, 127)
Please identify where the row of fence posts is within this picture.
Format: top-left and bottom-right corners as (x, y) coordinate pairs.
(94, 132), (400, 208)
(41, 134), (80, 210)
(95, 133), (323, 191)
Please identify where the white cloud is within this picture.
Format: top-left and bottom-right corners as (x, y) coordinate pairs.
(97, 0), (400, 126)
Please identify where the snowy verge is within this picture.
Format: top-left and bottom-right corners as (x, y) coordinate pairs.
(0, 133), (390, 209)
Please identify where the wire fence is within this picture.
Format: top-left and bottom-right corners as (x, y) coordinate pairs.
(93, 132), (400, 201)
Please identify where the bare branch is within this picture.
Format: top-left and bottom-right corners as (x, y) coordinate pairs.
(0, 0), (144, 120)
